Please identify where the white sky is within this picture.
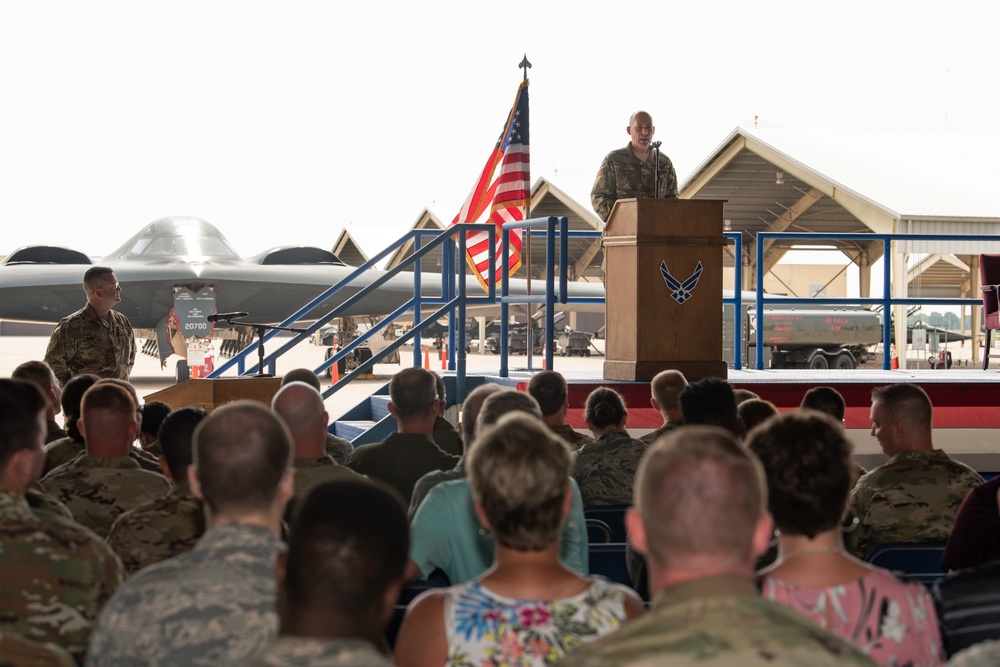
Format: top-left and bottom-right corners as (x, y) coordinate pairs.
(2, 1), (998, 262)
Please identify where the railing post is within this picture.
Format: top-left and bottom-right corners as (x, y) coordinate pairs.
(755, 233), (765, 370)
(456, 231), (468, 403)
(500, 228), (510, 377)
(445, 236), (457, 372)
(883, 235), (893, 370)
(732, 233), (742, 371)
(412, 232), (423, 368)
(545, 217), (556, 371)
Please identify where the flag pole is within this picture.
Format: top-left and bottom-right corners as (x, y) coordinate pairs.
(519, 54), (534, 365)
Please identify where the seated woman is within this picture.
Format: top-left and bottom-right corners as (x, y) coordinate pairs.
(395, 412), (643, 667)
(573, 387), (648, 506)
(747, 412), (944, 666)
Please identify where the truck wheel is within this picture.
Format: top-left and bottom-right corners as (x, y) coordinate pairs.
(833, 353), (855, 370)
(176, 359), (190, 383)
(808, 354), (829, 370)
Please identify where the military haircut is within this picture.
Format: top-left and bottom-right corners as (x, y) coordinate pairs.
(271, 381), (326, 436)
(83, 266), (114, 292)
(139, 401), (171, 438)
(193, 400), (292, 515)
(388, 367), (437, 420)
(468, 412), (571, 551)
(60, 374), (99, 442)
(650, 369), (687, 411)
(158, 407), (207, 482)
(527, 370), (568, 417)
(635, 425), (766, 567)
(738, 398), (779, 434)
(81, 382), (137, 421)
(477, 389), (542, 431)
(11, 360), (57, 393)
(584, 386), (628, 430)
(746, 412), (853, 538)
(95, 378), (140, 407)
(800, 386), (846, 422)
(732, 388), (760, 405)
(281, 368), (322, 392)
(285, 478), (408, 613)
(433, 372), (447, 403)
(460, 384), (503, 445)
(0, 378), (48, 471)
(679, 377), (740, 435)
(872, 383), (933, 432)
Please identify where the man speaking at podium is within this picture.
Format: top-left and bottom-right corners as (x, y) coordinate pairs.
(591, 111), (678, 223)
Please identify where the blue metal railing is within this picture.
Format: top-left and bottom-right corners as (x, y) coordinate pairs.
(753, 232), (986, 370)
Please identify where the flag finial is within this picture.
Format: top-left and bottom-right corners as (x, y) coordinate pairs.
(519, 55), (532, 82)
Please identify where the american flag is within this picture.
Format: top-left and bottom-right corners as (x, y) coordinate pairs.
(451, 80), (529, 290)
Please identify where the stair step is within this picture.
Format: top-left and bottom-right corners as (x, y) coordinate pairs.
(370, 395), (392, 421)
(334, 420), (377, 441)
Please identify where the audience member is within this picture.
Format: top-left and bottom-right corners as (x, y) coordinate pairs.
(637, 369), (686, 445)
(846, 383), (983, 558)
(42, 373), (98, 474)
(408, 383), (502, 518)
(272, 381), (363, 520)
(408, 390), (589, 584)
(87, 401), (294, 666)
(679, 377), (741, 436)
(0, 378), (123, 662)
(942, 476), (1000, 571)
(40, 383), (170, 536)
(737, 397), (778, 433)
(574, 387), (647, 506)
(799, 386), (867, 481)
(92, 378), (162, 472)
(136, 400), (170, 458)
(12, 360), (66, 443)
(559, 426), (875, 666)
(346, 367), (458, 503)
(106, 407), (208, 574)
(733, 387), (760, 404)
(431, 372), (463, 457)
(933, 554), (1000, 657)
(397, 413), (643, 666)
(250, 479), (408, 666)
(528, 370), (595, 450)
(281, 368), (355, 464)
(946, 641), (1000, 667)
(749, 412), (943, 665)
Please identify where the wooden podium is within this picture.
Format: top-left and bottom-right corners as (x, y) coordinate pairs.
(144, 377), (283, 412)
(603, 198), (728, 382)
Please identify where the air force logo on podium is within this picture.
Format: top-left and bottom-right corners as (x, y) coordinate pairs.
(660, 260), (703, 304)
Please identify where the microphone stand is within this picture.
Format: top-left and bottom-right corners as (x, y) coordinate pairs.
(651, 141), (662, 199)
(218, 316), (308, 377)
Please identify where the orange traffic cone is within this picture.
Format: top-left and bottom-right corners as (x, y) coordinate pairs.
(441, 343), (448, 370)
(890, 344), (899, 370)
(423, 346), (430, 370)
(330, 347), (339, 383)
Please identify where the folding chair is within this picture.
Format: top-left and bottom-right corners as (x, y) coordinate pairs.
(864, 541), (947, 584)
(981, 253), (1000, 370)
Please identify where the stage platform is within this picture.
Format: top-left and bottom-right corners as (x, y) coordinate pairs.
(477, 368), (1000, 473)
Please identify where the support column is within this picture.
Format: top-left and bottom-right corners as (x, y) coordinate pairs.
(971, 255), (982, 367)
(892, 242), (908, 370)
(858, 254), (872, 299)
(478, 317), (487, 356)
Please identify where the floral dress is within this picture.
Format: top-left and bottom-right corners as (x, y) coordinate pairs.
(443, 577), (630, 666)
(760, 567), (944, 666)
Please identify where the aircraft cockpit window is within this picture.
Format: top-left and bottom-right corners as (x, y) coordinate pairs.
(137, 236), (238, 259)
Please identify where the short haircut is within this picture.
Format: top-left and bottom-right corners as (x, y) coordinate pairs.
(679, 378), (740, 435)
(193, 401), (292, 515)
(460, 384), (504, 445)
(434, 373), (447, 404)
(83, 266), (114, 292)
(388, 367), (437, 420)
(281, 368), (321, 392)
(650, 370), (687, 410)
(11, 360), (57, 393)
(634, 426), (766, 567)
(872, 383), (932, 432)
(0, 378), (48, 471)
(272, 382), (326, 437)
(584, 387), (628, 430)
(140, 401), (171, 438)
(527, 371), (568, 417)
(477, 390), (542, 430)
(746, 412), (853, 538)
(285, 479), (408, 614)
(738, 398), (778, 433)
(732, 388), (760, 405)
(158, 407), (207, 481)
(800, 386), (846, 422)
(82, 383), (137, 422)
(468, 413), (571, 551)
(61, 374), (99, 442)
(95, 378), (140, 411)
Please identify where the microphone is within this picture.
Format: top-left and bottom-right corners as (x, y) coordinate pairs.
(649, 141), (662, 150)
(207, 311), (248, 323)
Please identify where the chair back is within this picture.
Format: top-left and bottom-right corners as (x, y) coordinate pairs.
(585, 518), (613, 544)
(864, 541), (947, 583)
(981, 254), (1000, 323)
(583, 504), (630, 542)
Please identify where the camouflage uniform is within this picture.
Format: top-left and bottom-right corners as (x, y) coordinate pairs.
(87, 524), (284, 667)
(105, 481), (205, 575)
(325, 432), (354, 465)
(557, 575), (876, 666)
(0, 632), (76, 667)
(129, 445), (163, 472)
(0, 491), (124, 663)
(39, 454), (171, 537)
(433, 415), (464, 457)
(547, 423), (595, 451)
(142, 439), (164, 459)
(845, 449), (984, 559)
(43, 303), (136, 386)
(45, 419), (67, 445)
(637, 418), (683, 445)
(42, 437), (83, 476)
(571, 429), (648, 506)
(24, 484), (74, 520)
(286, 456), (365, 521)
(249, 637), (392, 667)
(591, 144), (679, 222)
(407, 458), (465, 520)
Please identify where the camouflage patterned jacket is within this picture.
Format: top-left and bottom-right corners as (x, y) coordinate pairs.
(591, 144), (679, 222)
(637, 419), (683, 445)
(0, 492), (124, 663)
(87, 524), (284, 667)
(106, 481), (205, 575)
(556, 575), (877, 666)
(845, 449), (985, 558)
(571, 428), (648, 506)
(433, 415), (464, 457)
(287, 456), (365, 521)
(42, 437), (84, 476)
(325, 432), (354, 465)
(547, 422), (595, 451)
(39, 454), (172, 538)
(249, 637), (392, 667)
(43, 303), (136, 386)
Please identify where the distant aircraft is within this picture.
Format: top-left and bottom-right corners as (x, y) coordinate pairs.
(0, 216), (604, 370)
